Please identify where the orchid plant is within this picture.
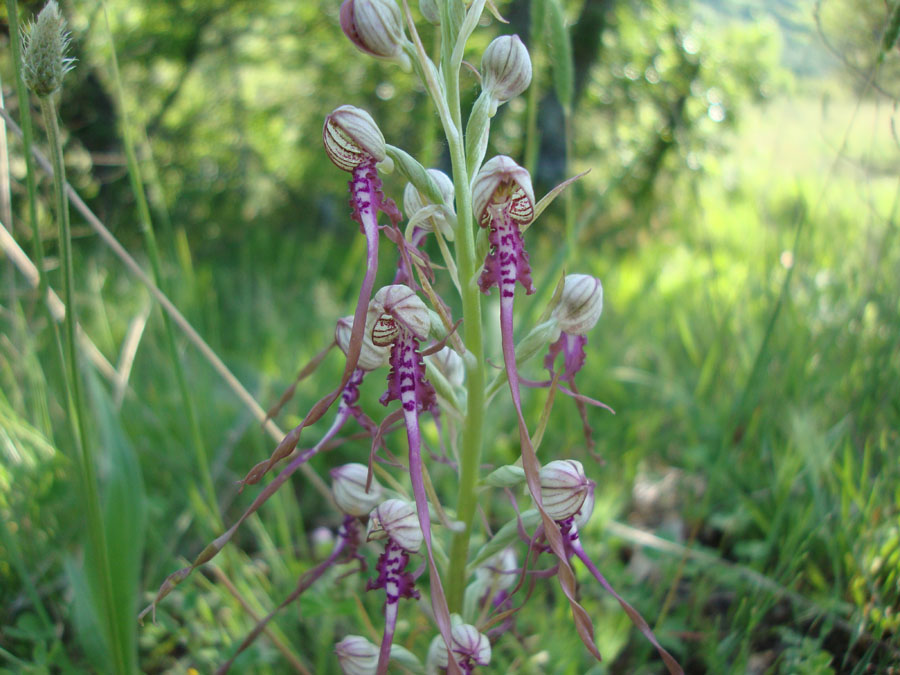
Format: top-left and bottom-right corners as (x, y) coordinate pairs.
(145, 1), (684, 672)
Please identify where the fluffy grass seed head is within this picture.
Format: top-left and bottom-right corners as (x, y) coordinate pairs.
(23, 1), (75, 97)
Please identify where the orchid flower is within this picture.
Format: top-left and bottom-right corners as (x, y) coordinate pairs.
(473, 156), (601, 656)
(537, 460), (684, 675)
(366, 284), (459, 674)
(365, 499), (424, 674)
(543, 274), (608, 449)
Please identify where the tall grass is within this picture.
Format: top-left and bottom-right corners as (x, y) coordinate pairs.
(0, 1), (898, 672)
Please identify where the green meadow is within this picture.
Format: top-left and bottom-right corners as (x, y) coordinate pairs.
(1, 0), (898, 672)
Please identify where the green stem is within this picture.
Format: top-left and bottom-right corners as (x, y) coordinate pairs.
(101, 4), (220, 529)
(40, 95), (129, 675)
(5, 0), (47, 298)
(442, 40), (485, 614)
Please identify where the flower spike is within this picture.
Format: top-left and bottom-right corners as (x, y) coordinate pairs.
(367, 284), (458, 674)
(473, 156), (601, 660)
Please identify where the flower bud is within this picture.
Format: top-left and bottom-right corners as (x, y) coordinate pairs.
(336, 315), (390, 371)
(419, 0), (440, 24)
(23, 1), (75, 98)
(481, 35), (532, 109)
(472, 155), (535, 228)
(552, 274), (603, 335)
(340, 0), (411, 68)
(539, 459), (593, 521)
(367, 499), (423, 552)
(474, 547), (517, 591)
(331, 463), (384, 516)
(425, 346), (465, 388)
(335, 635), (379, 675)
(311, 526), (335, 558)
(426, 623), (491, 672)
(323, 105), (387, 172)
(367, 285), (431, 345)
(403, 169), (456, 238)
(403, 169), (454, 215)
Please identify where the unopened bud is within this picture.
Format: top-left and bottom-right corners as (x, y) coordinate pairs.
(335, 635), (379, 675)
(323, 105), (387, 172)
(426, 623), (491, 672)
(336, 315), (390, 371)
(367, 285), (431, 344)
(403, 168), (454, 214)
(472, 155), (535, 228)
(552, 274), (603, 335)
(403, 168), (456, 239)
(340, 0), (411, 68)
(23, 1), (74, 98)
(419, 0), (440, 24)
(539, 459), (593, 521)
(474, 547), (517, 591)
(367, 499), (423, 552)
(331, 463), (384, 516)
(425, 346), (465, 388)
(481, 35), (531, 112)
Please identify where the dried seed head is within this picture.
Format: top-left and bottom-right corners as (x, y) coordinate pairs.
(336, 315), (390, 371)
(425, 346), (465, 388)
(330, 463), (384, 516)
(427, 623), (492, 672)
(323, 105), (387, 172)
(481, 35), (532, 108)
(367, 499), (423, 552)
(367, 285), (431, 344)
(552, 274), (604, 335)
(539, 459), (593, 521)
(23, 1), (75, 98)
(335, 635), (380, 675)
(472, 155), (535, 228)
(340, 0), (410, 68)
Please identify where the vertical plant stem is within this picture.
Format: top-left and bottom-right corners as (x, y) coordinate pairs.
(5, 0), (47, 298)
(443, 36), (485, 611)
(101, 4), (220, 528)
(40, 95), (129, 675)
(524, 0), (545, 176)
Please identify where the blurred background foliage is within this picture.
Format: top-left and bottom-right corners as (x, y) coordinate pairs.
(1, 0), (898, 672)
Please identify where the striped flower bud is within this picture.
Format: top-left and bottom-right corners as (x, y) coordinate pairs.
(336, 315), (390, 371)
(367, 285), (431, 345)
(481, 35), (532, 111)
(472, 155), (535, 228)
(539, 459), (593, 521)
(340, 0), (411, 68)
(426, 623), (492, 672)
(331, 463), (384, 516)
(23, 1), (75, 98)
(552, 274), (604, 336)
(335, 635), (380, 675)
(367, 499), (423, 552)
(323, 105), (387, 172)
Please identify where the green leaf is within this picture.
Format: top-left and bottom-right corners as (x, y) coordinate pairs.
(546, 0), (574, 111)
